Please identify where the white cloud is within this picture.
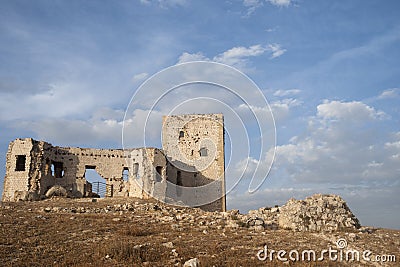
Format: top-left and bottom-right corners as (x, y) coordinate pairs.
(317, 100), (386, 121)
(177, 44), (286, 71)
(213, 44), (268, 66)
(14, 107), (164, 149)
(273, 100), (396, 185)
(378, 88), (400, 99)
(234, 97), (300, 124)
(0, 82), (97, 121)
(268, 43), (287, 58)
(270, 98), (302, 121)
(234, 157), (260, 177)
(268, 0), (291, 7)
(177, 52), (209, 63)
(232, 99), (397, 194)
(273, 89), (301, 97)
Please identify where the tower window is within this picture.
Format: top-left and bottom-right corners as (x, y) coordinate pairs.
(199, 147), (208, 157)
(52, 161), (64, 178)
(15, 155), (26, 171)
(133, 163), (139, 179)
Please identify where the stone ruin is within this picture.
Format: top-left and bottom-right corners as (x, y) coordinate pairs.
(1, 114), (226, 212)
(32, 194), (361, 233)
(232, 194), (361, 232)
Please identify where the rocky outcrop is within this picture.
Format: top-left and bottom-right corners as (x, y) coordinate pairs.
(278, 194), (360, 231)
(244, 194), (360, 232)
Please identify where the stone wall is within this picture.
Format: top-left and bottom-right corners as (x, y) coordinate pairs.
(2, 113), (226, 212)
(2, 138), (34, 201)
(2, 138), (166, 202)
(162, 114), (226, 211)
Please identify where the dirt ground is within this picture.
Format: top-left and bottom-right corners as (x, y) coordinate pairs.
(0, 197), (398, 266)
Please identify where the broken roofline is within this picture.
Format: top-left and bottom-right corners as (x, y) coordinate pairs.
(2, 114), (226, 212)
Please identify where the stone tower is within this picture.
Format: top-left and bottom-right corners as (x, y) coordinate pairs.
(162, 114), (226, 211)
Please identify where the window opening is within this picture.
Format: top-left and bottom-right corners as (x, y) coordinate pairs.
(15, 155), (26, 171)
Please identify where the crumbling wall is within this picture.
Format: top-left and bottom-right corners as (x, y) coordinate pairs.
(162, 114), (226, 211)
(126, 147), (167, 200)
(2, 113), (225, 212)
(47, 146), (129, 198)
(2, 139), (34, 201)
(2, 139), (166, 201)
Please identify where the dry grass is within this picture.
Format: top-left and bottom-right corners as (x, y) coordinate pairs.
(0, 198), (398, 266)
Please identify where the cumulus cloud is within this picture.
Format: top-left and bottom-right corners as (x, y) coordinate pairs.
(317, 100), (386, 121)
(233, 100), (396, 188)
(273, 100), (395, 185)
(228, 99), (400, 227)
(178, 44), (286, 70)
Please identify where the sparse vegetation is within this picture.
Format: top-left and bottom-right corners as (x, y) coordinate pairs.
(0, 198), (398, 266)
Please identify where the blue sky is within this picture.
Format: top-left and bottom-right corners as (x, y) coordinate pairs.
(0, 0), (399, 229)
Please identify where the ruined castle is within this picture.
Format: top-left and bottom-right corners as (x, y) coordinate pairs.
(2, 114), (226, 212)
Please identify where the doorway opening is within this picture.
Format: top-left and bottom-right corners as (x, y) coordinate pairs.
(84, 166), (106, 198)
(122, 167), (129, 182)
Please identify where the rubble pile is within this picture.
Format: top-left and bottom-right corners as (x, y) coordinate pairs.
(278, 194), (361, 231)
(33, 194), (361, 232)
(236, 194), (361, 232)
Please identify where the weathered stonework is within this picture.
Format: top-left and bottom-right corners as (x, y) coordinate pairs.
(2, 114), (226, 212)
(162, 114), (225, 211)
(242, 194), (361, 232)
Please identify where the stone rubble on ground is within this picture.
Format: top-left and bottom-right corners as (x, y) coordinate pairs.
(183, 257), (199, 267)
(34, 194), (361, 232)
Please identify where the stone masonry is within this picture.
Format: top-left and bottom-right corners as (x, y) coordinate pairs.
(2, 114), (226, 212)
(240, 194), (361, 232)
(162, 114), (225, 212)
